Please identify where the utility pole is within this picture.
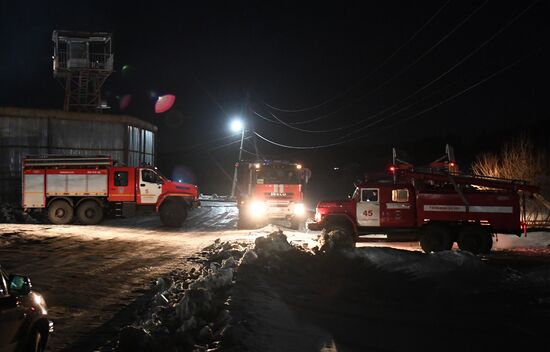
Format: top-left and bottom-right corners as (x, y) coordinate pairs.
(230, 126), (245, 198)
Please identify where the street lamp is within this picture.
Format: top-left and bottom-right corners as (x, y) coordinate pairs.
(230, 118), (245, 198)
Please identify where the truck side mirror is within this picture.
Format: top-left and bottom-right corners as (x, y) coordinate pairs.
(8, 274), (31, 296)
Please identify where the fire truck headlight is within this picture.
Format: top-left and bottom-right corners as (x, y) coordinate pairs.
(293, 203), (305, 216)
(249, 200), (267, 217)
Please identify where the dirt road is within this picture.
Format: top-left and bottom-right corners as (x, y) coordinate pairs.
(0, 201), (244, 351)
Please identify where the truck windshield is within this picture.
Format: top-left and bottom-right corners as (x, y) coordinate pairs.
(256, 167), (300, 184)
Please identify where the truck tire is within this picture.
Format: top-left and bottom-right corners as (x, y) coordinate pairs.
(47, 200), (74, 225)
(458, 225), (491, 254)
(324, 222), (356, 243)
(160, 202), (187, 227)
(420, 223), (453, 253)
(76, 200), (104, 225)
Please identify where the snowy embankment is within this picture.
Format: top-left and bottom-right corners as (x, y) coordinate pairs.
(113, 229), (550, 352)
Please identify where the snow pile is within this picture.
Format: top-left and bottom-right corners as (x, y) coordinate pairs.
(342, 247), (483, 279)
(253, 229), (293, 256)
(317, 228), (355, 252)
(0, 203), (39, 224)
(116, 240), (248, 352)
(115, 231), (307, 351)
(494, 232), (550, 249)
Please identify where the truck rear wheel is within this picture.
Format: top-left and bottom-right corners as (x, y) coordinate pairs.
(160, 202), (187, 227)
(47, 200), (74, 225)
(458, 225), (491, 254)
(420, 223), (453, 253)
(77, 200), (104, 225)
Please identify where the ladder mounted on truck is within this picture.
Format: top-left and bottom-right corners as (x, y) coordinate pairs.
(24, 155), (113, 169)
(391, 144), (550, 231)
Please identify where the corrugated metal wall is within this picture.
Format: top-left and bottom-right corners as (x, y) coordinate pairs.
(0, 108), (156, 202)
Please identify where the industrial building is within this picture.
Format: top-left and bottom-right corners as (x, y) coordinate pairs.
(0, 106), (157, 202)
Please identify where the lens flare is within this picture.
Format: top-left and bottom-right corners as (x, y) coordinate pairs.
(119, 94), (132, 110)
(155, 94), (176, 113)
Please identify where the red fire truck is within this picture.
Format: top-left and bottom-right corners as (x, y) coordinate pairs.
(307, 147), (548, 254)
(236, 161), (311, 229)
(22, 155), (199, 227)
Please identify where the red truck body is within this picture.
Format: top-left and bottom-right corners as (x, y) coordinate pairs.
(22, 155), (199, 226)
(309, 167), (540, 254)
(236, 161), (310, 229)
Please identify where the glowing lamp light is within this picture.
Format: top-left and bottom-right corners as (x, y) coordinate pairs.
(389, 165), (396, 173)
(449, 162), (456, 167)
(230, 119), (244, 133)
(155, 94), (176, 113)
(249, 200), (267, 217)
(293, 203), (305, 216)
(296, 164), (302, 170)
(254, 163), (261, 169)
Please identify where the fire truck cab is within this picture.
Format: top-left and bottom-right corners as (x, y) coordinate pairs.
(236, 161), (311, 229)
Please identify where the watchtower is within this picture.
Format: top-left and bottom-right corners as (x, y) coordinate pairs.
(52, 30), (114, 112)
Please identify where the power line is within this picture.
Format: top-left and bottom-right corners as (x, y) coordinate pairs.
(372, 47), (543, 135)
(253, 48), (541, 149)
(207, 136), (252, 152)
(335, 0), (541, 140)
(261, 0), (488, 126)
(261, 0), (452, 113)
(253, 0), (538, 136)
(253, 84), (446, 134)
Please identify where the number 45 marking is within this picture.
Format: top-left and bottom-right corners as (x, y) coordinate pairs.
(363, 210), (373, 217)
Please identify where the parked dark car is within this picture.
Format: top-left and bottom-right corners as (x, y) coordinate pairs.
(0, 265), (53, 352)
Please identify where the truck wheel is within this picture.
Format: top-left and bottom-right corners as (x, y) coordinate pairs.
(47, 200), (74, 225)
(77, 200), (104, 225)
(160, 202), (187, 227)
(458, 225), (490, 254)
(324, 222), (356, 242)
(420, 223), (453, 253)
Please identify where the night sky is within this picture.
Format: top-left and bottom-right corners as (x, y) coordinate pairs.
(1, 1), (548, 198)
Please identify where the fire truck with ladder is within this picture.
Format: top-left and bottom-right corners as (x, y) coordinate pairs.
(21, 155), (199, 226)
(236, 160), (311, 229)
(307, 146), (550, 254)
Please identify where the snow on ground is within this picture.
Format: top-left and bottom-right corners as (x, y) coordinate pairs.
(227, 233), (550, 352)
(1, 201), (550, 351)
(493, 231), (550, 249)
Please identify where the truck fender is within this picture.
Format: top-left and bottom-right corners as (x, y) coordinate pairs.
(46, 197), (74, 208)
(75, 197), (105, 209)
(156, 194), (194, 212)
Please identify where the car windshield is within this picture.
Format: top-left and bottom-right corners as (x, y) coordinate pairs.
(256, 167), (300, 184)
